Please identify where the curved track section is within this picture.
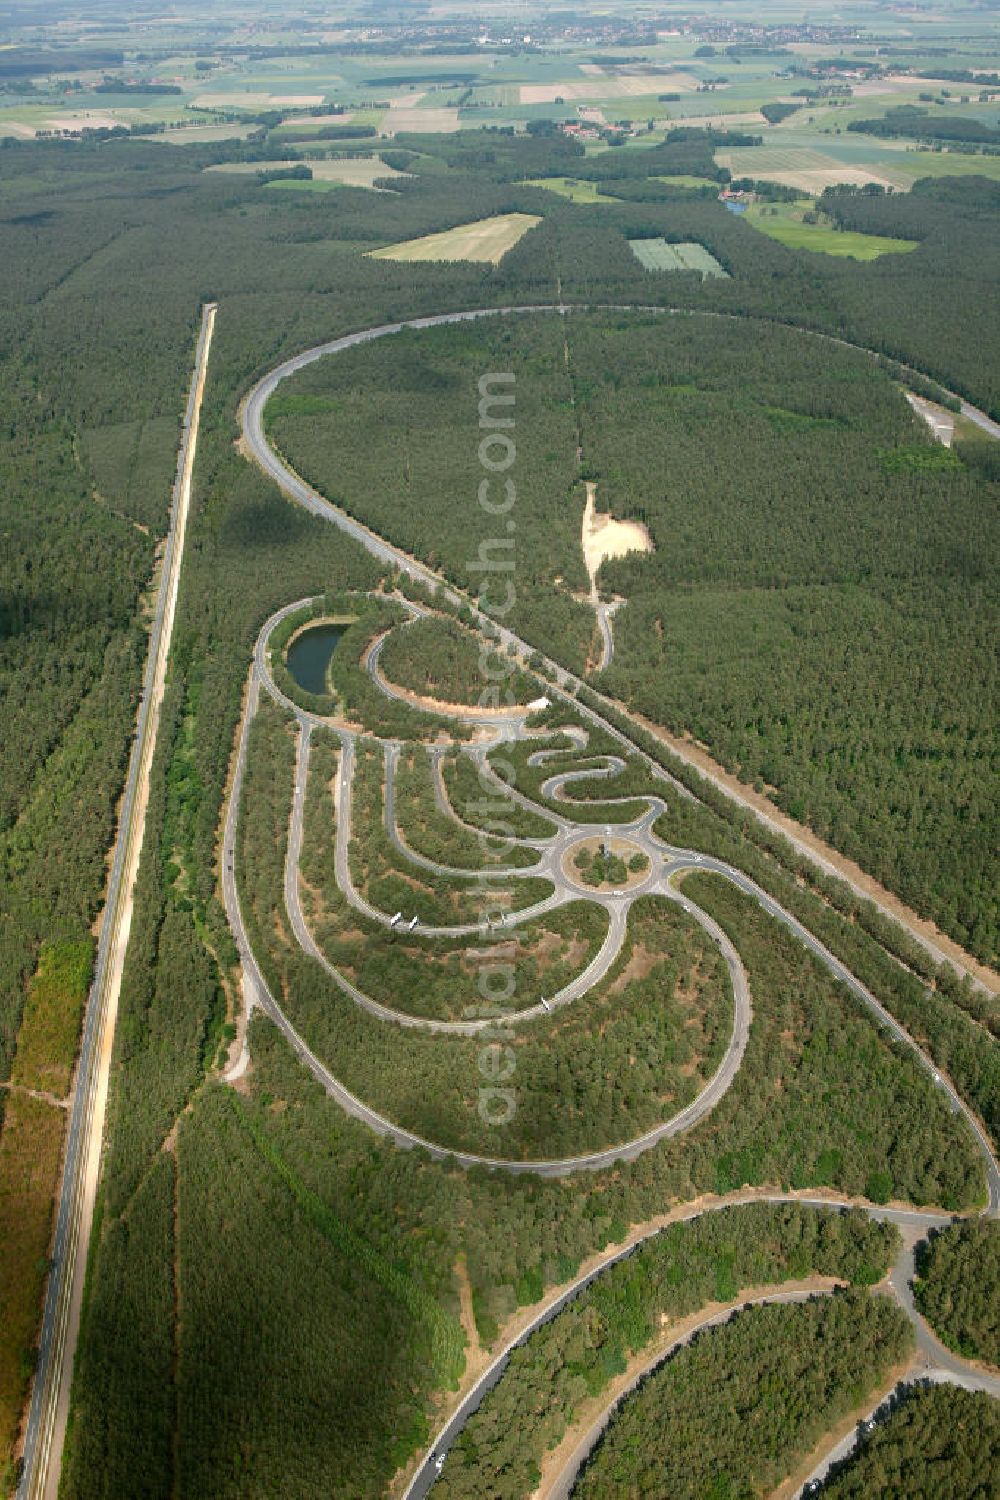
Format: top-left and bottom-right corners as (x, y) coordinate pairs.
(402, 1193), (1000, 1500)
(242, 303), (1000, 994)
(226, 647), (752, 1166)
(230, 309), (1000, 1205)
(220, 304), (1000, 1500)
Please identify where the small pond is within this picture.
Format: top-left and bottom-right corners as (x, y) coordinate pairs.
(286, 622), (347, 696)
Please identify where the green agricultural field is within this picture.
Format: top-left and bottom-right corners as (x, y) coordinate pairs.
(744, 200), (918, 260)
(629, 238), (729, 276)
(525, 176), (608, 203)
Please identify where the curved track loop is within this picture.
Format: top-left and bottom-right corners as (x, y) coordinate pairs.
(221, 304), (1000, 1500)
(226, 308), (1000, 1208)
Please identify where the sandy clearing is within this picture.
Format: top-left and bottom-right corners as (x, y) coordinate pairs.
(369, 213), (541, 264)
(206, 157), (410, 189)
(562, 835), (649, 892)
(582, 482), (653, 593)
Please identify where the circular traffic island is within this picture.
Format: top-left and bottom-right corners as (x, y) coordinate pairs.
(564, 834), (651, 893)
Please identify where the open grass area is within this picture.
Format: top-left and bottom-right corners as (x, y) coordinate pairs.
(209, 156), (410, 191)
(369, 212), (541, 264)
(10, 939), (92, 1098)
(0, 1092), (65, 1489)
(629, 238), (729, 277)
(525, 177), (608, 203)
(745, 200), (918, 261)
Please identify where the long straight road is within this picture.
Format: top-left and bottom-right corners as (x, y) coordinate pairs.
(17, 304), (217, 1500)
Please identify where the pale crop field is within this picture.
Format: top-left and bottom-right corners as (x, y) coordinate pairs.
(718, 146), (899, 193)
(206, 157), (411, 191)
(369, 214), (542, 264)
(629, 239), (729, 277)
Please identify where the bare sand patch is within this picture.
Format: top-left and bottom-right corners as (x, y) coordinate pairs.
(582, 481), (653, 592)
(562, 835), (650, 893)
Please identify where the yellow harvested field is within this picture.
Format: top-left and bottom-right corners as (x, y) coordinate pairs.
(369, 214), (542, 265)
(717, 147), (896, 194)
(195, 90), (325, 109)
(677, 110), (768, 129)
(150, 122), (257, 144)
(281, 111), (353, 126)
(520, 72), (693, 104)
(43, 109), (137, 131)
(0, 1092), (66, 1482)
(381, 105), (458, 134)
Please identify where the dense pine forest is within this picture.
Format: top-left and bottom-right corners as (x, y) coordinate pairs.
(914, 1220), (1000, 1366)
(437, 1202), (898, 1499)
(822, 1383), (1000, 1497)
(572, 1291), (912, 1499)
(0, 119), (997, 1498)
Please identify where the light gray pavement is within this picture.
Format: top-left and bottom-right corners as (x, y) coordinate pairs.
(230, 571), (1000, 1200)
